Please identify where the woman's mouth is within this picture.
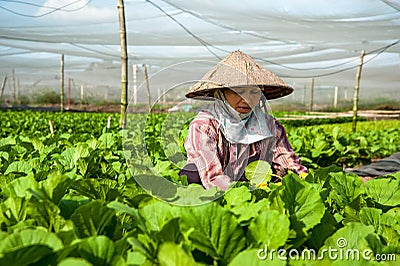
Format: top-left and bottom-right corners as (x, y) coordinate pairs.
(236, 106), (251, 113)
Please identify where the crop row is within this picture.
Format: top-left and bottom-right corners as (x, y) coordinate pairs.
(0, 110), (399, 265)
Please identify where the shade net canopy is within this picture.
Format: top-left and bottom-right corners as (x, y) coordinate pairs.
(0, 0), (399, 103)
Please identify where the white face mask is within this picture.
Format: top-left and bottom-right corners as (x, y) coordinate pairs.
(205, 90), (274, 145)
(225, 100), (252, 120)
(216, 90), (251, 120)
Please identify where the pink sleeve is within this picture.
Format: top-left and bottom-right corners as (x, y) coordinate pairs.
(272, 120), (308, 176)
(184, 117), (232, 190)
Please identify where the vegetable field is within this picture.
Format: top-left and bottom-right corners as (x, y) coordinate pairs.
(0, 110), (399, 265)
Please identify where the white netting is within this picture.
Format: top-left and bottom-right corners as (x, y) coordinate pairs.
(0, 0), (399, 102)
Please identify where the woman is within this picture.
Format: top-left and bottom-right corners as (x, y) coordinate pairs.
(180, 51), (307, 190)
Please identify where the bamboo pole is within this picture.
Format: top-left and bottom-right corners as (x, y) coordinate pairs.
(49, 120), (54, 135)
(143, 64), (151, 112)
(16, 78), (20, 104)
(352, 50), (365, 133)
(117, 0), (128, 128)
(80, 84), (84, 106)
(334, 86), (338, 109)
(11, 68), (16, 102)
(133, 64), (137, 105)
(162, 89), (166, 104)
(107, 116), (112, 129)
(0, 76), (7, 100)
(309, 78), (314, 112)
(67, 77), (71, 109)
(60, 54), (64, 112)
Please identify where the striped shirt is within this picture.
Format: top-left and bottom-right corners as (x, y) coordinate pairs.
(184, 111), (307, 190)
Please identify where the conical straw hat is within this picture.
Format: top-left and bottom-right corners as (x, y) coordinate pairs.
(186, 50), (293, 100)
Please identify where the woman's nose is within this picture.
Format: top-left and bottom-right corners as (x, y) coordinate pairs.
(241, 92), (253, 102)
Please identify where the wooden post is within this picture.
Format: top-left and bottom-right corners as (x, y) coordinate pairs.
(133, 64), (137, 105)
(16, 78), (20, 103)
(67, 77), (71, 109)
(162, 89), (166, 104)
(11, 68), (16, 102)
(49, 120), (54, 135)
(118, 0), (128, 128)
(309, 78), (314, 112)
(143, 64), (151, 112)
(60, 54), (64, 112)
(352, 50), (365, 133)
(107, 116), (112, 129)
(80, 84), (84, 106)
(0, 76), (7, 100)
(334, 86), (338, 109)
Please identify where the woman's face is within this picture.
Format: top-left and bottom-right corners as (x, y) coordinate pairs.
(223, 87), (262, 114)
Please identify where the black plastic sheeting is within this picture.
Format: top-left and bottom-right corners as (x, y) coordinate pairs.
(349, 152), (400, 177)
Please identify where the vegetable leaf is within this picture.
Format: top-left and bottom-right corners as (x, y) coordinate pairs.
(158, 242), (196, 266)
(70, 200), (120, 239)
(178, 202), (246, 264)
(280, 173), (326, 231)
(248, 209), (290, 249)
(245, 160), (273, 185)
(365, 178), (400, 206)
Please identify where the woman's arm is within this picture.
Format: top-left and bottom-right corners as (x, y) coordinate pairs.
(184, 115), (232, 190)
(272, 120), (308, 177)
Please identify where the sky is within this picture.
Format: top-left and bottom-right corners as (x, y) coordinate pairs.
(0, 0), (399, 104)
